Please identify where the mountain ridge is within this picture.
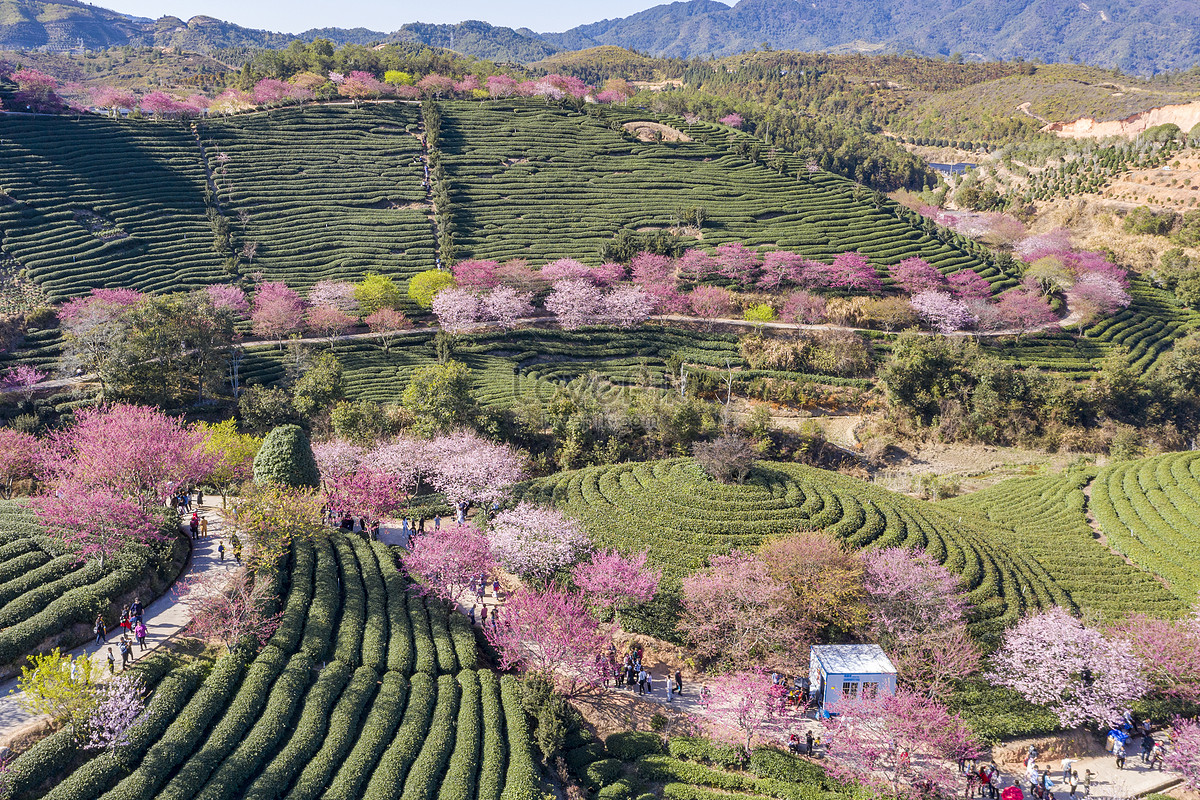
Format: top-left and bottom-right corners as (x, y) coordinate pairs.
(0, 0), (1197, 73)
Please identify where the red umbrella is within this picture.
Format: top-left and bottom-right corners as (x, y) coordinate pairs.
(1002, 786), (1025, 800)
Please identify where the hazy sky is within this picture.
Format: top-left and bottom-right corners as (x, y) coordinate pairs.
(94, 0), (706, 34)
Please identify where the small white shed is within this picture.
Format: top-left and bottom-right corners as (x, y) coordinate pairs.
(809, 644), (897, 708)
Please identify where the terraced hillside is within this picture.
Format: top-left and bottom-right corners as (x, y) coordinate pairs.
(1091, 451), (1200, 602)
(0, 115), (223, 301)
(438, 101), (1007, 286)
(516, 458), (1070, 640)
(943, 471), (1185, 621)
(240, 325), (852, 410)
(197, 105), (436, 298)
(9, 531), (540, 800)
(0, 501), (185, 670)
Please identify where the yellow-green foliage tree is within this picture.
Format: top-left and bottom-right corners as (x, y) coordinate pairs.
(407, 270), (456, 309)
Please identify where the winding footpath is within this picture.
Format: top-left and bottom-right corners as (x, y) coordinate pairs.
(0, 500), (241, 745)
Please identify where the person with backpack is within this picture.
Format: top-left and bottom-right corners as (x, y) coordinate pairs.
(119, 636), (131, 669)
(93, 615), (105, 645)
(106, 647), (115, 674)
(130, 597), (143, 622)
(218, 541), (225, 561)
(1115, 741), (1126, 769)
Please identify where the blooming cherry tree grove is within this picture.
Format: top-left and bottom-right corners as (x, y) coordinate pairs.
(947, 269), (993, 301)
(489, 502), (590, 580)
(988, 607), (1146, 727)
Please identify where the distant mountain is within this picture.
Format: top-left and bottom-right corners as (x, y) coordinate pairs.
(3, 0), (1197, 73)
(538, 0), (1200, 74)
(0, 0), (557, 63)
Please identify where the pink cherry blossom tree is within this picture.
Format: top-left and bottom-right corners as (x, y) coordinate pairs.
(719, 113), (744, 128)
(0, 364), (46, 401)
(676, 250), (718, 283)
(404, 523), (494, 604)
(702, 671), (800, 754)
(781, 291), (826, 326)
(365, 308), (412, 351)
(485, 75), (518, 98)
(946, 270), (993, 301)
(139, 91), (185, 118)
(572, 549), (661, 617)
(307, 280), (359, 314)
(453, 75), (481, 94)
(452, 260), (502, 290)
(305, 304), (357, 343)
(988, 606), (1146, 727)
(481, 285), (534, 329)
(631, 252), (674, 285)
(431, 287), (481, 334)
(179, 571), (282, 651)
(251, 282), (306, 345)
(427, 430), (525, 507)
(1066, 273), (1132, 320)
(89, 85), (136, 116)
(58, 288), (144, 323)
(12, 68), (62, 112)
(889, 258), (947, 295)
(0, 428), (37, 498)
(1165, 717), (1200, 790)
(489, 502), (590, 580)
(485, 586), (608, 696)
(37, 404), (214, 508)
(829, 252), (883, 291)
(715, 242), (761, 286)
(688, 286), (735, 319)
(205, 284), (250, 318)
(417, 74), (456, 98)
(680, 551), (796, 669)
(1112, 608), (1200, 704)
(862, 547), (979, 696)
(822, 689), (981, 799)
(85, 674), (147, 752)
(601, 284), (653, 328)
(546, 279), (603, 330)
(32, 487), (160, 567)
(980, 289), (1056, 336)
(758, 251), (807, 290)
(910, 291), (976, 334)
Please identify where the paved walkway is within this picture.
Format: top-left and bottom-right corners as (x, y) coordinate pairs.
(0, 500), (242, 743)
(992, 740), (1183, 799)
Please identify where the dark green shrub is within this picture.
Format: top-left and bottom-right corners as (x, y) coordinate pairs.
(606, 731), (664, 762)
(252, 424), (319, 488)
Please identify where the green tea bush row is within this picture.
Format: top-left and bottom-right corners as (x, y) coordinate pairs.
(287, 665), (381, 800)
(322, 671), (409, 800)
(241, 660), (354, 800)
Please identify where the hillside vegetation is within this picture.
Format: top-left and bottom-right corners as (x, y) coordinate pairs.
(516, 457), (1071, 642)
(6, 530), (542, 800)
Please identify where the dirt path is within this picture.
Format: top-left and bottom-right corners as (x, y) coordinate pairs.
(0, 499), (242, 746)
(1079, 480), (1172, 590)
